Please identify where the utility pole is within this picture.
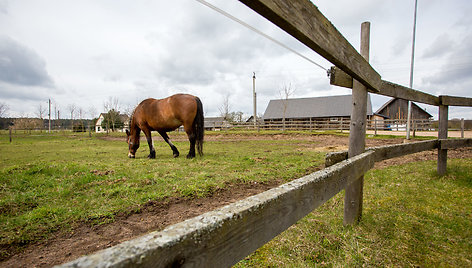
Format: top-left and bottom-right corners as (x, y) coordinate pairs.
(48, 99), (51, 133)
(253, 72), (257, 128)
(407, 0), (418, 140)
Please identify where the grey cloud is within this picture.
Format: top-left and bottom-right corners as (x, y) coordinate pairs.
(422, 34), (454, 59)
(423, 33), (472, 85)
(0, 0), (8, 14)
(0, 35), (54, 87)
(0, 82), (49, 101)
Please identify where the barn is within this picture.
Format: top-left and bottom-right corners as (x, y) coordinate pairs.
(375, 98), (432, 120)
(375, 98), (433, 130)
(263, 94), (373, 122)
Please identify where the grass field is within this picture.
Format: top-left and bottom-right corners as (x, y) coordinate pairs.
(0, 131), (325, 259)
(1, 131), (471, 266)
(236, 159), (472, 267)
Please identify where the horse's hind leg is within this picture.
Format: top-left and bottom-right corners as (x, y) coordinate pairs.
(158, 131), (179, 158)
(186, 132), (196, 159)
(142, 128), (156, 159)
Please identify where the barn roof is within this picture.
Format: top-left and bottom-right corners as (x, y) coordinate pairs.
(263, 94), (373, 120)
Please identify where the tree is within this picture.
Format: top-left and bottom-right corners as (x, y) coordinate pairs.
(67, 103), (77, 120)
(36, 103), (47, 131)
(0, 102), (9, 118)
(88, 105), (97, 120)
(279, 82), (295, 131)
(36, 103), (46, 119)
(218, 94), (231, 121)
(104, 97), (120, 132)
(67, 103), (77, 130)
(101, 109), (123, 131)
(226, 111), (245, 123)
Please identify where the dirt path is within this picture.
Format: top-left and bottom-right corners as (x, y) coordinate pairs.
(2, 134), (471, 268)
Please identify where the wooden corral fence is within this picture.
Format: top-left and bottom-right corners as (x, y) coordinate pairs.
(58, 0), (472, 267)
(215, 118), (435, 132)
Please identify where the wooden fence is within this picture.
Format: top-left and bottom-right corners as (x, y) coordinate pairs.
(57, 0), (472, 267)
(211, 118), (435, 132)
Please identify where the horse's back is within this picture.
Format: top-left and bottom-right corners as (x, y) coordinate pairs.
(134, 94), (198, 131)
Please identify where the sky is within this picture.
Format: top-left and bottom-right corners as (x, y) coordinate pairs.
(0, 0), (471, 120)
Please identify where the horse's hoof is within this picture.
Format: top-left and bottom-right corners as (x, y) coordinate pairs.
(186, 154), (195, 159)
(148, 154), (156, 159)
(173, 153), (179, 158)
(128, 153), (135, 158)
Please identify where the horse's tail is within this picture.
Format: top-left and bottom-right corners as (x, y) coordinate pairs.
(193, 97), (204, 156)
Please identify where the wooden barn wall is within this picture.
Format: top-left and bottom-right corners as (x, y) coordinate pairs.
(381, 99), (431, 120)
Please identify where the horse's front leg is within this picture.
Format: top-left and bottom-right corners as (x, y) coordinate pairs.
(142, 128), (156, 159)
(158, 131), (179, 158)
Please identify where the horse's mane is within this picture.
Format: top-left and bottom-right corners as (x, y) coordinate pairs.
(128, 105), (137, 131)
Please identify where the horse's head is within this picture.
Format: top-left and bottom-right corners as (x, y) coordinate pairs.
(126, 129), (139, 158)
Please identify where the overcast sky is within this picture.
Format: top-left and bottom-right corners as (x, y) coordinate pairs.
(0, 0), (471, 120)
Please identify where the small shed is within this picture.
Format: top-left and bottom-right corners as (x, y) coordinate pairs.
(204, 117), (231, 131)
(263, 94), (373, 122)
(375, 98), (432, 120)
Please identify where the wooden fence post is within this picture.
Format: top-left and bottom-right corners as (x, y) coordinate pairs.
(438, 104), (448, 175)
(374, 119), (377, 135)
(344, 22), (370, 225)
(461, 118), (465, 138)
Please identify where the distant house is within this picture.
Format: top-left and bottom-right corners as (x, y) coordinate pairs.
(263, 95), (373, 122)
(204, 117), (231, 130)
(95, 113), (129, 133)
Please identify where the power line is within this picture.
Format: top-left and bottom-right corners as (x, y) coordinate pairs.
(194, 0), (328, 72)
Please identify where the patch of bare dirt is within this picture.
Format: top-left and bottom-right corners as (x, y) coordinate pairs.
(2, 134), (471, 267)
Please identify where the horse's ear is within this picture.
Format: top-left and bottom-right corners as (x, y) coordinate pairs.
(126, 129), (130, 139)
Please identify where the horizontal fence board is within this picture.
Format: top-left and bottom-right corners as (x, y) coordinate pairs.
(440, 95), (472, 107)
(440, 138), (472, 149)
(379, 81), (440, 106)
(329, 66), (440, 106)
(57, 152), (375, 268)
(325, 140), (439, 166)
(238, 0), (381, 92)
(370, 140), (439, 161)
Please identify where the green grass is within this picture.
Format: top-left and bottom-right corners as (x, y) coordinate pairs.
(0, 131), (324, 259)
(235, 159), (472, 267)
(1, 131), (470, 266)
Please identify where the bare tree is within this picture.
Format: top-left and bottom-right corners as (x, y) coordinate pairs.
(36, 103), (47, 132)
(218, 93), (231, 121)
(77, 106), (84, 120)
(103, 97), (121, 132)
(104, 96), (120, 112)
(279, 82), (295, 131)
(67, 104), (77, 120)
(36, 103), (46, 119)
(0, 102), (9, 118)
(88, 105), (97, 119)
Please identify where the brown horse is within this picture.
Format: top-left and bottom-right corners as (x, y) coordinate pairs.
(126, 94), (204, 159)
